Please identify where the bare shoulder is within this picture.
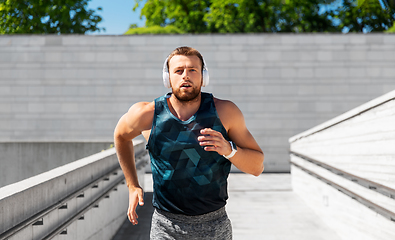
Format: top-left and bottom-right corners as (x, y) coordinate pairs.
(213, 97), (243, 130)
(114, 101), (155, 140)
(127, 101), (155, 118)
(214, 97), (241, 114)
(124, 101), (155, 129)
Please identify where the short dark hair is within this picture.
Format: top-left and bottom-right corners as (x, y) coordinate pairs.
(167, 46), (204, 72)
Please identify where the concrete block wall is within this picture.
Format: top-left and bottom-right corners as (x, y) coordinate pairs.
(0, 142), (113, 187)
(1, 34), (395, 172)
(289, 90), (395, 239)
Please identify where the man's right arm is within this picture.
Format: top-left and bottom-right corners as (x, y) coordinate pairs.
(113, 101), (154, 225)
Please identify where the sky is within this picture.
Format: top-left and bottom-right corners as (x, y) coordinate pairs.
(87, 0), (146, 35)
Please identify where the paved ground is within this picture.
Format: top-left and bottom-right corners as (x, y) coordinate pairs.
(112, 173), (342, 240)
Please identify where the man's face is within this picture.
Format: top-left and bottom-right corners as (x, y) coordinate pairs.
(168, 55), (203, 102)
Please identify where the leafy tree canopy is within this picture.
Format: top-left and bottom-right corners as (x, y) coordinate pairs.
(124, 24), (185, 34)
(0, 0), (103, 34)
(387, 24), (395, 32)
(129, 0), (395, 33)
(338, 0), (395, 32)
(135, 0), (210, 33)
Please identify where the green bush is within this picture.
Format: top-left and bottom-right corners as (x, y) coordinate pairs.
(124, 25), (185, 35)
(386, 22), (395, 32)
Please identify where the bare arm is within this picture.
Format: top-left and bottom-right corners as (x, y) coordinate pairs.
(114, 101), (154, 224)
(198, 99), (264, 176)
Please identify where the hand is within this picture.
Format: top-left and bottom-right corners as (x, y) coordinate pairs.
(198, 128), (232, 156)
(127, 186), (144, 225)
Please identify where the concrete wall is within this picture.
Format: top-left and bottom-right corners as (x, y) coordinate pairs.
(290, 89), (395, 189)
(0, 140), (148, 240)
(289, 90), (395, 240)
(1, 34), (395, 172)
(0, 142), (112, 187)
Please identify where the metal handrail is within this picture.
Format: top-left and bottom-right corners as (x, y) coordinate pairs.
(0, 150), (147, 240)
(290, 150), (395, 200)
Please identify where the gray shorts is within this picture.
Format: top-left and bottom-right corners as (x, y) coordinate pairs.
(150, 207), (232, 240)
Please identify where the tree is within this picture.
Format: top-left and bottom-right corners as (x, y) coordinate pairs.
(134, 0), (341, 33)
(129, 0), (395, 34)
(204, 0), (341, 33)
(387, 24), (395, 32)
(382, 0), (395, 14)
(135, 0), (210, 33)
(204, 0), (283, 33)
(278, 0), (340, 32)
(381, 0), (395, 32)
(0, 0), (104, 34)
(124, 25), (185, 34)
(338, 0), (395, 32)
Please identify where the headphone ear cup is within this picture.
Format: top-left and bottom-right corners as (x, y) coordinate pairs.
(162, 57), (171, 88)
(163, 71), (171, 88)
(202, 66), (209, 87)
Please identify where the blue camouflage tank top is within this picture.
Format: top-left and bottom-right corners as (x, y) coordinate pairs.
(146, 92), (232, 215)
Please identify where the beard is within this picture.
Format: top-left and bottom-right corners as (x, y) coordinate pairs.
(172, 85), (201, 102)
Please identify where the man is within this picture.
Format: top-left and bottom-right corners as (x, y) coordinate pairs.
(114, 46), (264, 239)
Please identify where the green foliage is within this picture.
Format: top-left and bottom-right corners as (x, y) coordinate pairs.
(0, 0), (103, 34)
(135, 0), (210, 33)
(386, 22), (395, 32)
(204, 0), (282, 33)
(203, 0), (343, 33)
(124, 25), (185, 34)
(277, 0), (339, 32)
(129, 0), (395, 33)
(339, 0), (395, 32)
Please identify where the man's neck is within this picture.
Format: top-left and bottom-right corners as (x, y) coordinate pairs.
(168, 93), (202, 121)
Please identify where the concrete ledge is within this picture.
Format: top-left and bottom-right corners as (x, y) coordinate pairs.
(289, 90), (395, 188)
(291, 154), (395, 216)
(290, 89), (395, 143)
(289, 89), (395, 239)
(292, 165), (395, 240)
(0, 140), (147, 239)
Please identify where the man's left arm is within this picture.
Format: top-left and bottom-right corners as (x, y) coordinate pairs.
(198, 100), (264, 176)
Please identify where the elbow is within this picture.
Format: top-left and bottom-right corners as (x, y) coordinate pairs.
(114, 132), (128, 148)
(251, 153), (264, 177)
(251, 164), (264, 177)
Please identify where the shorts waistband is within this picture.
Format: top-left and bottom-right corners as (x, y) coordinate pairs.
(155, 206), (227, 223)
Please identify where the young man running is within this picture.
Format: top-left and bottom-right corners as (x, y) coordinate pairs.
(114, 46), (264, 239)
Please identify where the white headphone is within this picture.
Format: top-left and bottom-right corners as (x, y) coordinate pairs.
(162, 56), (209, 88)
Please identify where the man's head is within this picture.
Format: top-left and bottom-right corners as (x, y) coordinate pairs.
(163, 46), (210, 102)
(167, 46), (205, 73)
(163, 46), (209, 89)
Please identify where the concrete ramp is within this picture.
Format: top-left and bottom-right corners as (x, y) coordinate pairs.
(112, 173), (342, 240)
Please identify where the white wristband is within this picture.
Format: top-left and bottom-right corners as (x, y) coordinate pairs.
(223, 141), (237, 159)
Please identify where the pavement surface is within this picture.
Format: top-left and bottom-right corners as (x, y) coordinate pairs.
(112, 173), (342, 240)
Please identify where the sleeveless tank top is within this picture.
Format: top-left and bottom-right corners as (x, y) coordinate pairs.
(146, 92), (232, 215)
